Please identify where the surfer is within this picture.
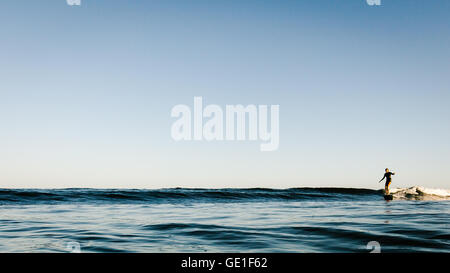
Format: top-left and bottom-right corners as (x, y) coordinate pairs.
(379, 168), (395, 194)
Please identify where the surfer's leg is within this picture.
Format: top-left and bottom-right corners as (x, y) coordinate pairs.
(385, 182), (391, 194)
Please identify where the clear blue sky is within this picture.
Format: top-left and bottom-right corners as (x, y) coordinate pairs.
(1, 0), (449, 189)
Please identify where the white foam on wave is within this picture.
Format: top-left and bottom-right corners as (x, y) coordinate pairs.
(388, 186), (450, 200)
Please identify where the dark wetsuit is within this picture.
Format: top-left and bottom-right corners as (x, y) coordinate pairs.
(382, 172), (394, 187)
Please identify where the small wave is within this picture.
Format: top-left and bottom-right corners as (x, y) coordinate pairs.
(0, 187), (382, 205)
(0, 187), (448, 204)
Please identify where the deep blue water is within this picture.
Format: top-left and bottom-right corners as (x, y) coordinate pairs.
(0, 188), (449, 252)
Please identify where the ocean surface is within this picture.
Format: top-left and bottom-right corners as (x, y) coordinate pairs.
(0, 187), (449, 253)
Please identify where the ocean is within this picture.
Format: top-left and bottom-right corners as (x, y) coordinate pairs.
(0, 187), (449, 253)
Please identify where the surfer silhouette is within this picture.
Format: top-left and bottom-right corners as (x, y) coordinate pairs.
(379, 168), (395, 194)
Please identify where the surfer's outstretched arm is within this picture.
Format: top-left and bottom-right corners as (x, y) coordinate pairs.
(379, 174), (386, 183)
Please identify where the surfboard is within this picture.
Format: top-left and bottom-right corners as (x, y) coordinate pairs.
(384, 194), (393, 200)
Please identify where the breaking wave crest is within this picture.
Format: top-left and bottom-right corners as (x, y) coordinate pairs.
(389, 186), (450, 200)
